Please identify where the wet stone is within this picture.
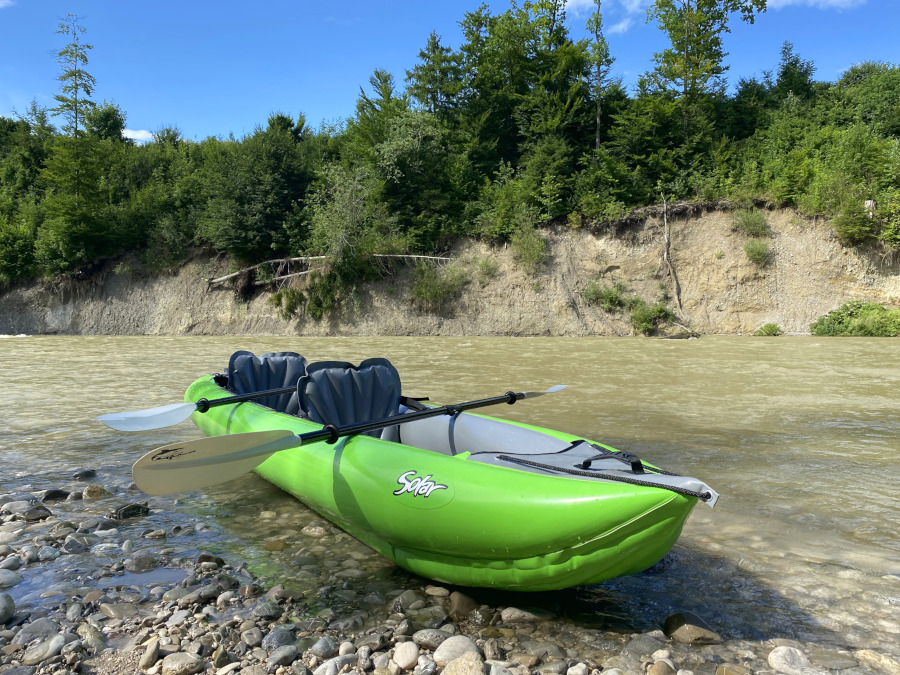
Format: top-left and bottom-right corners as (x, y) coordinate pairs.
(251, 599), (283, 619)
(262, 626), (297, 651)
(269, 644), (300, 669)
(107, 502), (150, 520)
(663, 612), (723, 646)
(0, 592), (15, 623)
(413, 629), (453, 650)
(82, 484), (111, 499)
(310, 635), (339, 658)
(124, 554), (158, 572)
(22, 634), (66, 666)
(241, 626), (263, 647)
(39, 489), (70, 502)
(0, 556), (20, 570)
(767, 646), (811, 675)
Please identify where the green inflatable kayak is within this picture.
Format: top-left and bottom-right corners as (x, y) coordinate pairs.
(182, 351), (718, 591)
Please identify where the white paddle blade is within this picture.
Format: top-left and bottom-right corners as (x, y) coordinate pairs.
(521, 385), (567, 399)
(97, 402), (198, 432)
(132, 430), (299, 495)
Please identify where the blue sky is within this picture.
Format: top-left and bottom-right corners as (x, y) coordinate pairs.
(0, 0), (894, 143)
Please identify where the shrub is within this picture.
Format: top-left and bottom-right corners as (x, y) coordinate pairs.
(476, 257), (499, 286)
(510, 224), (546, 275)
(583, 281), (628, 312)
(744, 238), (770, 266)
(810, 301), (900, 336)
(833, 202), (877, 244)
(754, 323), (784, 336)
(268, 286), (306, 321)
(733, 209), (770, 237)
(630, 299), (675, 336)
(411, 262), (468, 312)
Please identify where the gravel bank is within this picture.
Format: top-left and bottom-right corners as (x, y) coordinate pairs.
(2, 478), (898, 675)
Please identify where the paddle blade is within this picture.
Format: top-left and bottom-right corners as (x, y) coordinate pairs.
(521, 385), (567, 399)
(97, 402), (198, 431)
(132, 430), (300, 495)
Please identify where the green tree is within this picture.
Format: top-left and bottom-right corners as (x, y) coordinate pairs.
(587, 1), (615, 150)
(647, 0), (766, 135)
(406, 32), (464, 123)
(51, 14), (96, 137)
(85, 101), (127, 142)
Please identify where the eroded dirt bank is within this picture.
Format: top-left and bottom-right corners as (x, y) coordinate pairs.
(2, 209), (899, 336)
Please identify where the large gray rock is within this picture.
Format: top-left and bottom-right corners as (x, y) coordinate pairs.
(433, 636), (480, 667)
(23, 635), (66, 666)
(13, 617), (60, 644)
(0, 568), (23, 589)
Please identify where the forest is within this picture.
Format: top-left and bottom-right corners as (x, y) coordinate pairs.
(1, 1), (899, 318)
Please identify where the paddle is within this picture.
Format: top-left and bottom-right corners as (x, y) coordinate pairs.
(132, 385), (567, 495)
(96, 386), (297, 431)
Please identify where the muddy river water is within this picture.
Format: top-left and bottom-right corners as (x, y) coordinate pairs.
(2, 335), (898, 656)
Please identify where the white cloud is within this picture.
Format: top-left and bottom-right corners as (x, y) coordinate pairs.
(124, 129), (154, 144)
(565, 0), (650, 19)
(0, 1), (15, 8)
(621, 0), (651, 13)
(565, 0), (595, 17)
(768, 0), (865, 8)
(609, 18), (634, 34)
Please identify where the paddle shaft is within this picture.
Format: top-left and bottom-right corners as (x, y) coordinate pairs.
(132, 386), (564, 494)
(306, 390), (524, 445)
(195, 385), (295, 412)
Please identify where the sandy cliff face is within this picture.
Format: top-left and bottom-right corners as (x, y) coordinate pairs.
(1, 209), (898, 336)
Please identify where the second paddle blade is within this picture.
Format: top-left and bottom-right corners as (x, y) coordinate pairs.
(97, 402), (198, 431)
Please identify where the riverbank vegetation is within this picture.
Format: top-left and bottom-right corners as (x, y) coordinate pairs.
(809, 301), (900, 336)
(2, 3), (899, 324)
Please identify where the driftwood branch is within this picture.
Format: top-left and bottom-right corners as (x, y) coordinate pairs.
(208, 257), (328, 285)
(208, 254), (454, 287)
(371, 254), (452, 261)
(660, 193), (685, 318)
(254, 269), (325, 286)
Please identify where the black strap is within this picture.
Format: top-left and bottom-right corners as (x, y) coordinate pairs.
(400, 396), (429, 412)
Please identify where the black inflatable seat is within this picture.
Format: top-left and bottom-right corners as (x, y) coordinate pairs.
(297, 358), (402, 436)
(227, 350), (308, 415)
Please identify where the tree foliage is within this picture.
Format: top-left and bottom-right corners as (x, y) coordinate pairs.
(2, 5), (900, 300)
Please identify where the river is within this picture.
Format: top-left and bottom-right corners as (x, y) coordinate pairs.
(2, 335), (898, 656)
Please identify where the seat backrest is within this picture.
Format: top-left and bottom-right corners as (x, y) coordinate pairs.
(297, 358), (401, 435)
(227, 351), (308, 415)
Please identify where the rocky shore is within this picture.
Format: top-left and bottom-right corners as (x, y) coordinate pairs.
(2, 478), (899, 675)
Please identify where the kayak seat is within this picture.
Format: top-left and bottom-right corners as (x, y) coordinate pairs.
(297, 358), (402, 438)
(227, 350), (308, 415)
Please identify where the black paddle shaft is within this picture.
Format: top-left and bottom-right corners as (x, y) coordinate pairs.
(195, 386), (296, 412)
(308, 390), (523, 445)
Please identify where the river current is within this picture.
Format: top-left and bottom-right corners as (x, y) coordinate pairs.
(2, 335), (898, 655)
